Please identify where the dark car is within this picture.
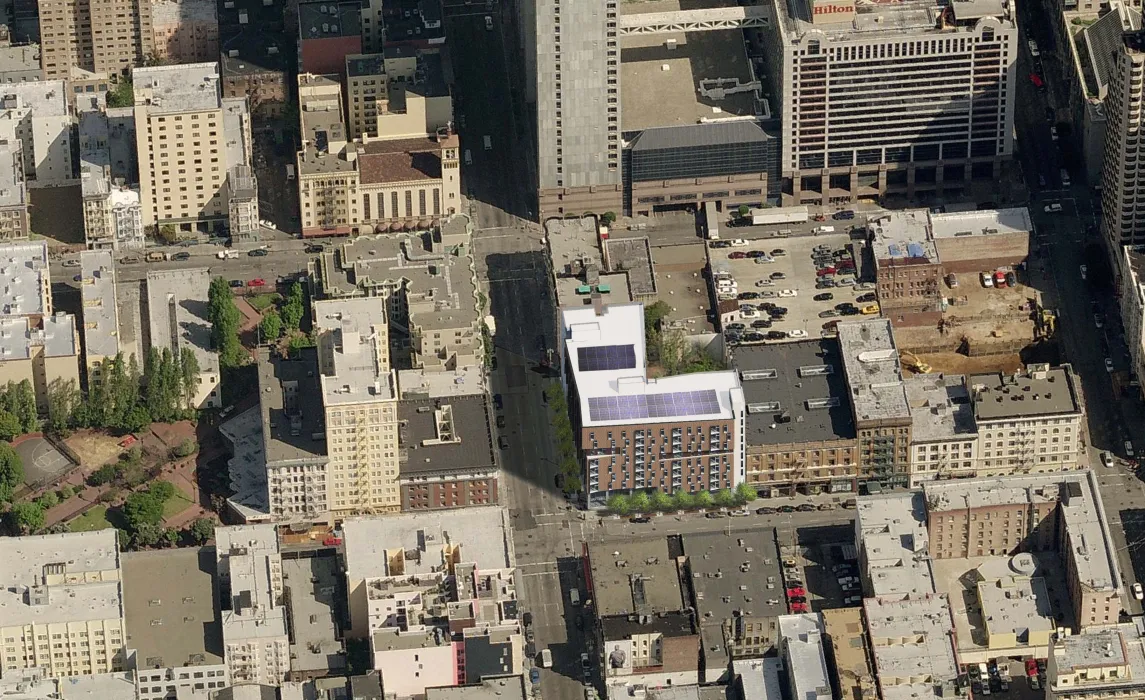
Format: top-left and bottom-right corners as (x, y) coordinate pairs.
(819, 310), (839, 319)
(815, 281), (836, 289)
(496, 415), (506, 429)
(751, 320), (772, 329)
(737, 292), (760, 300)
(767, 331), (786, 340)
(834, 210), (856, 220)
(498, 436), (509, 450)
(770, 272), (786, 280)
(493, 394), (503, 410)
(1006, 271), (1017, 287)
(248, 248), (269, 257)
(797, 503), (816, 512)
(523, 612), (533, 627)
(170, 251), (190, 261)
(770, 306), (788, 314)
(710, 240), (732, 248)
(756, 507), (776, 515)
(743, 332), (765, 342)
(305, 244), (325, 253)
(630, 517), (651, 524)
(706, 512), (726, 519)
(857, 293), (877, 303)
(778, 505), (796, 513)
(814, 293), (834, 301)
(841, 307), (860, 316)
(788, 596), (807, 604)
(836, 302), (856, 311)
(770, 249), (787, 257)
(747, 250), (768, 258)
(229, 279), (244, 288)
(726, 323), (746, 331)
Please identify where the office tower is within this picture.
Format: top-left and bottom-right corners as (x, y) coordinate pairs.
(1102, 30), (1145, 255)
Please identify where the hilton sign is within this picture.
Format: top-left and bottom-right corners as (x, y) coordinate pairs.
(811, 0), (855, 23)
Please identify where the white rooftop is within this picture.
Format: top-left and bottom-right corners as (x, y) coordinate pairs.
(560, 302), (742, 427)
(732, 657), (785, 700)
(0, 138), (25, 208)
(397, 366), (486, 399)
(929, 207), (1034, 239)
(80, 250), (120, 360)
(864, 595), (958, 700)
(0, 240), (48, 316)
(0, 530), (123, 626)
(0, 79), (68, 117)
(779, 614), (831, 700)
(856, 491), (935, 599)
(0, 312), (78, 362)
(133, 62), (221, 114)
(221, 96), (250, 171)
(343, 507), (514, 581)
(313, 297), (395, 406)
(837, 319), (909, 422)
(904, 374), (977, 444)
(145, 268), (220, 375)
(0, 670), (137, 700)
(215, 524), (288, 642)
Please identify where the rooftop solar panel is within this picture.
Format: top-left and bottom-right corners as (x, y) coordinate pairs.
(577, 344), (637, 372)
(587, 390), (722, 422)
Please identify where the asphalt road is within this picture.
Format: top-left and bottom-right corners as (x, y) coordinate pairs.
(1013, 5), (1145, 615)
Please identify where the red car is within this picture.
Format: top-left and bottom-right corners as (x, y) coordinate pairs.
(1029, 73), (1044, 88)
(816, 267), (836, 276)
(248, 278), (266, 287)
(837, 260), (856, 269)
(790, 602), (808, 613)
(1026, 659), (1038, 678)
(786, 587), (806, 597)
(728, 252), (748, 260)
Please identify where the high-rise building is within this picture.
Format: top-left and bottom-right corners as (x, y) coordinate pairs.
(215, 525), (289, 686)
(1102, 30), (1145, 256)
(0, 80), (74, 182)
(314, 297), (402, 514)
(132, 62), (254, 235)
(759, 0), (1017, 205)
(532, 0), (622, 217)
(37, 0), (153, 79)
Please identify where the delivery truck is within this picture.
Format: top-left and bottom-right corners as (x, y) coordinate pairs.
(750, 205), (809, 226)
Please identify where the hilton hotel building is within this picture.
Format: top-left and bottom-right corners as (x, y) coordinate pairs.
(760, 0), (1017, 205)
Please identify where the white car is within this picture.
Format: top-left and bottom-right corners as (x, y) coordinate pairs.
(1044, 203), (1062, 213)
(741, 308), (759, 319)
(1095, 314), (1105, 328)
(778, 289), (798, 298)
(855, 282), (875, 291)
(1050, 126), (1059, 142)
(755, 279), (776, 287)
(1134, 583), (1143, 601)
(981, 272), (995, 287)
(1080, 265), (1088, 280)
(1106, 357), (1115, 373)
(753, 256), (775, 264)
(729, 239), (749, 247)
(788, 330), (808, 338)
(1102, 451), (1115, 468)
(61, 259), (81, 268)
(1127, 440), (1136, 458)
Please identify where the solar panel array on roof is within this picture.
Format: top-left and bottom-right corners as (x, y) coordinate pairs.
(577, 344), (637, 372)
(587, 390), (722, 422)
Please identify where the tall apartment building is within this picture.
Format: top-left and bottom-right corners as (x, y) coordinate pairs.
(532, 0), (621, 217)
(1102, 30), (1145, 258)
(346, 53), (385, 140)
(314, 297), (402, 514)
(759, 0), (1017, 205)
(0, 80), (74, 182)
(149, 0), (218, 64)
(904, 374), (979, 485)
(0, 530), (126, 678)
(559, 301), (746, 507)
(132, 63), (254, 235)
(968, 364), (1084, 474)
(215, 525), (289, 686)
(1121, 246), (1145, 395)
(37, 0), (153, 78)
(837, 320), (912, 489)
(0, 140), (29, 240)
(78, 250), (123, 387)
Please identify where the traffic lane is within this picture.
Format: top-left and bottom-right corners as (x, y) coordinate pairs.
(596, 507), (855, 541)
(52, 250), (315, 286)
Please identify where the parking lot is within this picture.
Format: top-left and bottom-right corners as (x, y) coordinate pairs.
(709, 227), (877, 344)
(775, 528), (862, 613)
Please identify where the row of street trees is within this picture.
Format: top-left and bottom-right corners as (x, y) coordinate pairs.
(45, 348), (201, 438)
(546, 385), (582, 494)
(605, 483), (758, 515)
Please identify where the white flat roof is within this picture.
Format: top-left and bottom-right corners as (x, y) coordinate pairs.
(865, 595), (958, 700)
(0, 240), (48, 316)
(145, 268), (220, 375)
(215, 524), (288, 642)
(80, 250), (119, 360)
(313, 297), (395, 406)
(133, 62), (221, 114)
(929, 207), (1034, 239)
(343, 507), (514, 581)
(560, 302), (741, 427)
(0, 79), (68, 117)
(0, 530), (123, 626)
(856, 491), (935, 599)
(779, 614), (831, 700)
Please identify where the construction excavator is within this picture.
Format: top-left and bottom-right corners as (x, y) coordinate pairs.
(1034, 302), (1056, 340)
(900, 349), (933, 374)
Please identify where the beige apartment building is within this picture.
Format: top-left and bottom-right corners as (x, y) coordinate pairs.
(215, 525), (289, 686)
(133, 63), (253, 234)
(0, 140), (29, 241)
(0, 530), (126, 678)
(1046, 624), (1145, 700)
(346, 53), (385, 140)
(314, 297), (401, 514)
(969, 365), (1085, 474)
(149, 0), (218, 64)
(38, 0), (154, 79)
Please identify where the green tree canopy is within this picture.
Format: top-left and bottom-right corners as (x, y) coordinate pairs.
(0, 442), (23, 503)
(208, 277), (244, 368)
(651, 490), (674, 512)
(9, 501), (43, 533)
(189, 517), (215, 544)
(281, 282), (305, 332)
(714, 488), (736, 507)
(261, 310), (283, 341)
(629, 491), (651, 514)
(606, 493), (631, 515)
(735, 483), (758, 505)
(694, 490), (714, 508)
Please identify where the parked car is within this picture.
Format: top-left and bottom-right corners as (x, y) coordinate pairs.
(248, 278), (266, 287)
(630, 516), (651, 524)
(756, 507), (776, 515)
(797, 503), (816, 512)
(498, 436), (509, 450)
(728, 251), (748, 259)
(770, 272), (786, 280)
(229, 279), (244, 288)
(248, 248), (269, 257)
(751, 320), (772, 329)
(738, 292), (760, 300)
(726, 323), (746, 331)
(817, 503), (833, 511)
(814, 293), (834, 301)
(815, 281), (836, 289)
(834, 210), (855, 220)
(857, 293), (878, 303)
(770, 249), (787, 257)
(778, 505), (795, 513)
(171, 251), (190, 261)
(786, 587), (806, 597)
(305, 244), (325, 253)
(1134, 583), (1143, 601)
(816, 267), (836, 276)
(819, 310), (839, 319)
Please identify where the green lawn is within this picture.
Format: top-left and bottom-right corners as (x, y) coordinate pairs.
(68, 505), (112, 532)
(248, 293), (282, 312)
(161, 485), (194, 520)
